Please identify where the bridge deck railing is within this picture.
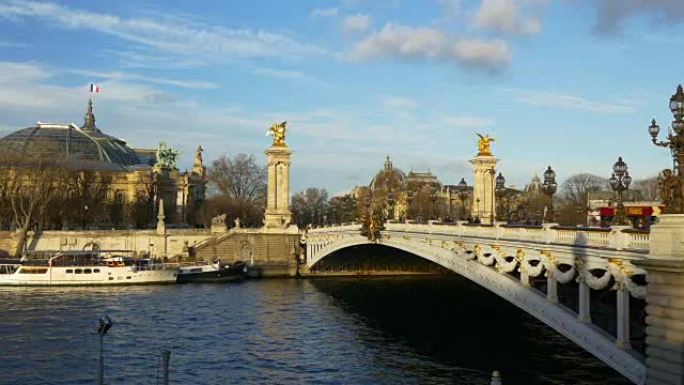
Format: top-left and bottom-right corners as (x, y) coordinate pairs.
(309, 221), (650, 252)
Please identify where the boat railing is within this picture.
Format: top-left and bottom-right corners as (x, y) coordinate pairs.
(132, 263), (179, 272)
(178, 261), (217, 267)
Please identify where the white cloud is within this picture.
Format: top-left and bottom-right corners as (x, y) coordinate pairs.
(342, 14), (371, 33)
(64, 69), (217, 90)
(0, 1), (327, 65)
(473, 0), (544, 36)
(0, 62), (51, 83)
(384, 96), (419, 110)
(349, 23), (510, 70)
(508, 89), (636, 113)
(310, 7), (339, 18)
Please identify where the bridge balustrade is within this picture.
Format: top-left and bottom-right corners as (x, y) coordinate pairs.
(306, 221), (654, 384)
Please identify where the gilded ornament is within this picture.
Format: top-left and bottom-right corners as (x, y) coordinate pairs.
(476, 133), (495, 156)
(267, 121), (288, 146)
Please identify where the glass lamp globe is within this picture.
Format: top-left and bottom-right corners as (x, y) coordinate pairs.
(612, 157), (628, 176)
(670, 84), (684, 117)
(649, 119), (660, 138)
(609, 174), (619, 190)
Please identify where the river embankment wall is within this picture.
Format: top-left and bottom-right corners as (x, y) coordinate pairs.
(0, 228), (300, 277)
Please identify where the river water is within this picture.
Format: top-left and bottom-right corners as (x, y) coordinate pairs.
(0, 276), (631, 385)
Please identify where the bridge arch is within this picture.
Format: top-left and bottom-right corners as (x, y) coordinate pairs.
(306, 233), (645, 384)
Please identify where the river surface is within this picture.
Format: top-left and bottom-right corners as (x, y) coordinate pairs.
(0, 276), (632, 385)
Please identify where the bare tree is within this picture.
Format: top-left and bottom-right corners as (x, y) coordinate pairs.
(0, 154), (69, 257)
(208, 154), (266, 203)
(205, 153), (267, 227)
(327, 194), (357, 225)
(631, 176), (660, 201)
(372, 167), (406, 221)
(557, 173), (608, 226)
(65, 170), (112, 229)
(291, 188), (329, 227)
(407, 183), (437, 221)
(127, 172), (158, 229)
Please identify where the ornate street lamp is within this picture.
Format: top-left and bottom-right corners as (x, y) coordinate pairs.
(609, 157), (632, 226)
(457, 178), (469, 220)
(430, 188), (438, 220)
(649, 84), (684, 213)
(495, 173), (507, 221)
(488, 167), (497, 225)
(541, 166), (557, 223)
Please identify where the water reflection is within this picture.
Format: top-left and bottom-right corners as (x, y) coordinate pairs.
(0, 277), (630, 385)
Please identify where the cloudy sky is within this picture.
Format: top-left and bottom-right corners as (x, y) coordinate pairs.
(0, 0), (682, 194)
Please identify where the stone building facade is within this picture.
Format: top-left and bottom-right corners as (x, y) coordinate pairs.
(0, 100), (207, 228)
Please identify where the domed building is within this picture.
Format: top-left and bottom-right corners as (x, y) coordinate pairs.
(0, 100), (207, 229)
(524, 174), (543, 197)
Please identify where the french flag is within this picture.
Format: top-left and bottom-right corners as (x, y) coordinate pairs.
(89, 83), (100, 93)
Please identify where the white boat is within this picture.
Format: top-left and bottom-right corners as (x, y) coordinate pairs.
(0, 251), (179, 286)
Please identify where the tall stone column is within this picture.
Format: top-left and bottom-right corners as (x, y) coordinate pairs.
(640, 214), (684, 384)
(470, 155), (498, 223)
(263, 145), (293, 229)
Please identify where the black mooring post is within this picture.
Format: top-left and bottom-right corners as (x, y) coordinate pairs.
(161, 350), (171, 385)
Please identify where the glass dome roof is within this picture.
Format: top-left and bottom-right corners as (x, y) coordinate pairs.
(0, 100), (143, 170)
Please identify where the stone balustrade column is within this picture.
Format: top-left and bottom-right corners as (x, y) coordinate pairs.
(577, 277), (592, 323)
(456, 221), (466, 237)
(542, 223), (558, 244)
(608, 226), (631, 251)
(638, 214), (684, 384)
(616, 286), (631, 350)
(520, 263), (530, 287)
(547, 274), (558, 303)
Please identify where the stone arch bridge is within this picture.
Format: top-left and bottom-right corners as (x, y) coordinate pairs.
(303, 220), (681, 385)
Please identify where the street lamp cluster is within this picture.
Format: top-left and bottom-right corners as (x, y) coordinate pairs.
(457, 178), (469, 220)
(419, 85), (684, 228)
(609, 157), (632, 226)
(649, 84), (684, 213)
(541, 166), (557, 223)
(495, 172), (508, 221)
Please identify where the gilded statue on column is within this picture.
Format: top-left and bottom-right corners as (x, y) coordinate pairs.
(476, 133), (495, 156)
(659, 168), (683, 213)
(267, 121), (287, 146)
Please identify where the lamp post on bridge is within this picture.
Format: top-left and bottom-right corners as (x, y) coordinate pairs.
(648, 84), (684, 213)
(541, 166), (557, 223)
(488, 168), (497, 225)
(430, 188), (438, 221)
(609, 157), (632, 226)
(457, 178), (469, 220)
(495, 173), (507, 222)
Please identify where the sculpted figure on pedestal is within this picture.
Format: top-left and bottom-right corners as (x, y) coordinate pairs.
(476, 133), (495, 156)
(266, 121), (287, 146)
(659, 168), (683, 213)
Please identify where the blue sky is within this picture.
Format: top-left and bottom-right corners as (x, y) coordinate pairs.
(0, 0), (683, 195)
